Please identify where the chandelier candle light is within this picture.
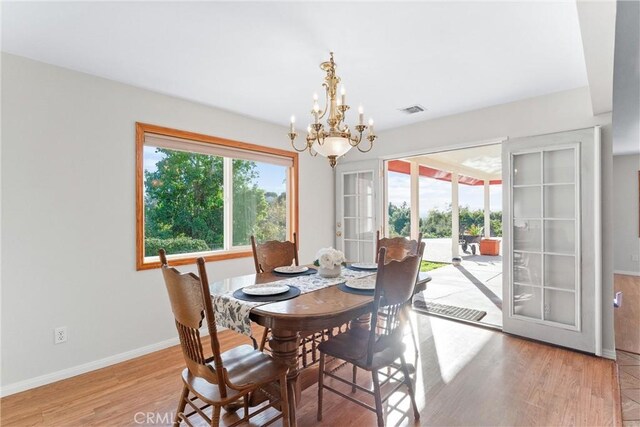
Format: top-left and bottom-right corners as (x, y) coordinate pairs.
(288, 52), (377, 168)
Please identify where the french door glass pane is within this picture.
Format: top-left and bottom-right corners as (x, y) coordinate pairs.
(514, 252), (542, 286)
(344, 196), (357, 217)
(344, 241), (358, 262)
(513, 153), (541, 185)
(544, 254), (575, 290)
(544, 289), (575, 326)
(513, 219), (542, 252)
(510, 145), (579, 329)
(358, 172), (374, 194)
(359, 241), (374, 263)
(544, 220), (575, 254)
(344, 173), (357, 195)
(513, 284), (542, 319)
(358, 194), (374, 218)
(344, 218), (357, 239)
(544, 185), (575, 218)
(513, 186), (541, 218)
(544, 149), (574, 184)
(342, 170), (375, 263)
(358, 217), (374, 241)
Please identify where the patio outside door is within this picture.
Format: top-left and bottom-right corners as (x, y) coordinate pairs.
(335, 159), (382, 263)
(502, 127), (602, 354)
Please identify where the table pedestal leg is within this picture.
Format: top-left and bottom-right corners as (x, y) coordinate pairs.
(270, 329), (299, 427)
(350, 313), (371, 330)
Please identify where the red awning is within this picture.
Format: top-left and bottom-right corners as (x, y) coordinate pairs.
(388, 159), (501, 186)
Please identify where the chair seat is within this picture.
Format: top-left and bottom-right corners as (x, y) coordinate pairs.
(317, 328), (406, 370)
(183, 344), (288, 404)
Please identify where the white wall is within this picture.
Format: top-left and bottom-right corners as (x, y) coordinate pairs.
(0, 53), (335, 391)
(613, 154), (640, 275)
(342, 86), (616, 356)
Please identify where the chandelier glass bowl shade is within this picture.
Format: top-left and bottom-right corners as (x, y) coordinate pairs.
(288, 52), (377, 168)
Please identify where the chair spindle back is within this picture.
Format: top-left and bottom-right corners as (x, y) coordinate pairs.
(159, 249), (228, 398)
(375, 231), (423, 262)
(367, 243), (425, 364)
(250, 232), (299, 273)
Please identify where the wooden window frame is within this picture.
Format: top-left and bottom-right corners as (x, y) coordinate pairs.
(136, 122), (299, 271)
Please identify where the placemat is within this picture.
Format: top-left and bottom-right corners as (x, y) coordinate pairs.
(347, 265), (378, 272)
(337, 282), (375, 296)
(232, 286), (301, 302)
(272, 267), (317, 277)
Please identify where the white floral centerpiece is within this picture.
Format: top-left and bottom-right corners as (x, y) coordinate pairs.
(315, 247), (345, 278)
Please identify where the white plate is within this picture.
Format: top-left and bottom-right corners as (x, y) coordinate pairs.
(345, 276), (376, 290)
(242, 284), (290, 296)
(351, 262), (378, 270)
(274, 266), (309, 274)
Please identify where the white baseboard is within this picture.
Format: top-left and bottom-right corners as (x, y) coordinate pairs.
(614, 270), (640, 277)
(602, 348), (617, 360)
(0, 336), (181, 398)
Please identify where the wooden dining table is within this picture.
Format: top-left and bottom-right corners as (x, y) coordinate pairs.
(209, 268), (432, 427)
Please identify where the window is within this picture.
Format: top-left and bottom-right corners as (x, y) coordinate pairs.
(136, 123), (298, 270)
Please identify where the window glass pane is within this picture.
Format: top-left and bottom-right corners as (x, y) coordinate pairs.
(232, 160), (287, 246)
(143, 146), (224, 256)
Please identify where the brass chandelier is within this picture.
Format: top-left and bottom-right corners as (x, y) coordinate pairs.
(288, 52), (377, 168)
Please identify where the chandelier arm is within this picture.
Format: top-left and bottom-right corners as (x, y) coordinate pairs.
(349, 133), (362, 147)
(290, 138), (311, 153)
(356, 139), (375, 153)
(318, 85), (330, 120)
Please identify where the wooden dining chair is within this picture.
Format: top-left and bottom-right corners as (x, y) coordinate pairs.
(317, 244), (425, 427)
(375, 231), (423, 262)
(159, 249), (290, 427)
(250, 233), (300, 352)
(250, 232), (299, 274)
(375, 231), (424, 354)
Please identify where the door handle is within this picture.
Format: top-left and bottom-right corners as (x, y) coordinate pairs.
(336, 231), (342, 237)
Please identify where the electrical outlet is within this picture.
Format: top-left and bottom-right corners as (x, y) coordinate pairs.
(54, 327), (67, 344)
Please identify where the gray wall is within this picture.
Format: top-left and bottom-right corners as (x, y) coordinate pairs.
(341, 87), (616, 356)
(0, 54), (335, 390)
(612, 0), (640, 156)
(613, 154), (640, 274)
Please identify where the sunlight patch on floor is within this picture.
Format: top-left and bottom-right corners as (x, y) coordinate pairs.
(429, 317), (494, 383)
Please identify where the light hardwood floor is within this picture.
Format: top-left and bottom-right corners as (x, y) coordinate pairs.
(1, 315), (621, 426)
(615, 274), (640, 426)
(615, 274), (640, 355)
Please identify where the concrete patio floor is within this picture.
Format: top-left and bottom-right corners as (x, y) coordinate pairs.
(420, 244), (503, 327)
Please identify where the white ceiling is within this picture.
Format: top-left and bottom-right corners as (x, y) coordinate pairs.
(1, 1), (589, 132)
(410, 143), (502, 180)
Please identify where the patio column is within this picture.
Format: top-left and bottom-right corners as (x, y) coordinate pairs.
(451, 173), (459, 258)
(484, 180), (491, 238)
(410, 161), (420, 240)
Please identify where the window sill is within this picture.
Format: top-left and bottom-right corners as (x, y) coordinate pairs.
(137, 249), (253, 271)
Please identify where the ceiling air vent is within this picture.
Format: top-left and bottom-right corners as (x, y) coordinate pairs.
(399, 104), (426, 114)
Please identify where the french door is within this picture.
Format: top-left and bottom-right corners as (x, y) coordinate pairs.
(502, 127), (602, 354)
(335, 160), (382, 263)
